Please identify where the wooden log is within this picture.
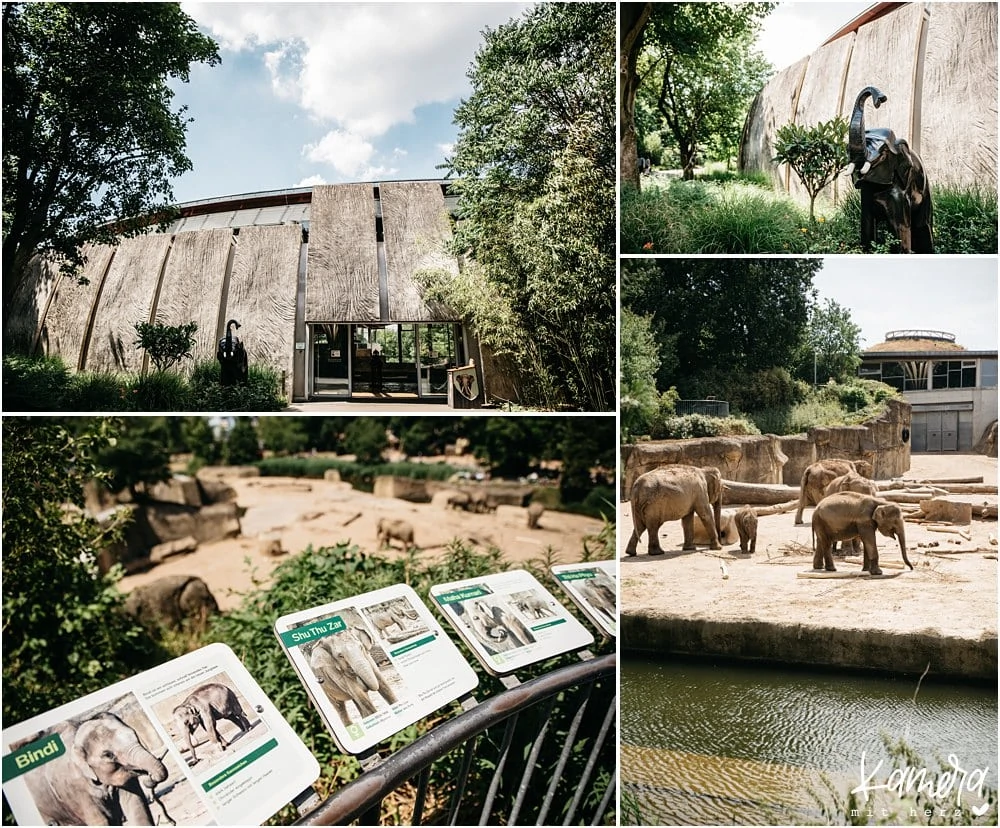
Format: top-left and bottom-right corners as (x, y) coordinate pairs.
(975, 505), (998, 519)
(722, 481), (801, 506)
(902, 476), (984, 485)
(918, 498), (973, 525)
(880, 491), (944, 505)
(925, 484), (997, 495)
(751, 500), (799, 517)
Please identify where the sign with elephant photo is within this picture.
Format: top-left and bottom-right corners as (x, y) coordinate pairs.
(551, 560), (617, 638)
(430, 569), (595, 675)
(1, 643), (319, 826)
(274, 583), (479, 754)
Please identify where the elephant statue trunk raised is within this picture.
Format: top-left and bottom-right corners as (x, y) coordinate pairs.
(217, 318), (249, 386)
(847, 85), (933, 253)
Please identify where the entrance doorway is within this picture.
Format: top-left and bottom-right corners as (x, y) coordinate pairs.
(309, 323), (463, 399)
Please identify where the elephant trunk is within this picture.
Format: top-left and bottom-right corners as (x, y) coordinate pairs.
(124, 743), (168, 785)
(849, 86), (887, 171)
(894, 522), (912, 570)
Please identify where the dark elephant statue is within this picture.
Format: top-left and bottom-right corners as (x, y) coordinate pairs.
(848, 85), (933, 253)
(18, 712), (168, 825)
(217, 318), (248, 386)
(172, 682), (253, 764)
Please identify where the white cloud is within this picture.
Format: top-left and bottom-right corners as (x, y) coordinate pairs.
(186, 2), (526, 139)
(437, 142), (455, 157)
(757, 2), (871, 71)
(305, 129), (376, 178)
(296, 174), (328, 187)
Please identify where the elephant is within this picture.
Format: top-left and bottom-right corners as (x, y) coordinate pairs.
(309, 627), (398, 725)
(823, 472), (881, 554)
(172, 683), (252, 764)
(514, 592), (556, 619)
(526, 501), (545, 528)
(695, 509), (737, 545)
(444, 490), (471, 510)
(365, 600), (418, 642)
(811, 492), (912, 576)
(734, 505), (757, 554)
(19, 712), (168, 825)
(848, 86), (933, 253)
(625, 465), (723, 555)
(794, 458), (874, 525)
(467, 490), (494, 513)
(216, 318), (249, 386)
(377, 517), (414, 551)
(124, 574), (219, 632)
(468, 599), (536, 652)
(578, 576), (617, 626)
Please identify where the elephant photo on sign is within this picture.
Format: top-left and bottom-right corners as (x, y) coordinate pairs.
(362, 597), (426, 645)
(510, 589), (557, 620)
(453, 596), (536, 656)
(576, 571), (617, 627)
(13, 696), (175, 826)
(301, 609), (404, 729)
(152, 673), (262, 771)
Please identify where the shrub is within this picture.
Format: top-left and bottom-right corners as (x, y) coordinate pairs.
(126, 370), (191, 411)
(188, 360), (286, 411)
(683, 184), (809, 253)
(68, 371), (129, 411)
(651, 413), (761, 440)
(772, 116), (849, 221)
(932, 185), (998, 254)
(133, 320), (198, 372)
(2, 354), (72, 410)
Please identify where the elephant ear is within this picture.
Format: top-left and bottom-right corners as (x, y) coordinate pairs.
(354, 626), (374, 650)
(873, 504), (898, 536)
(70, 723), (100, 782)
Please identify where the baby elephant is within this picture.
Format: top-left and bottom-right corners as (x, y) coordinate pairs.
(734, 506), (757, 554)
(377, 517), (414, 551)
(173, 682), (253, 763)
(526, 501), (545, 529)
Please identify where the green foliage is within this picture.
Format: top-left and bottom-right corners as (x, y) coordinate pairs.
(748, 379), (898, 435)
(2, 419), (165, 725)
(651, 413), (761, 440)
(181, 416), (221, 469)
(96, 418), (172, 498)
(2, 3), (220, 311)
(796, 297), (863, 384)
(257, 417), (310, 456)
(772, 117), (849, 220)
(620, 308), (661, 442)
(223, 418), (261, 465)
(343, 418), (389, 464)
(187, 360), (286, 411)
(133, 320), (198, 372)
(68, 371), (129, 411)
(126, 369), (191, 411)
(932, 185), (999, 254)
(2, 354), (72, 410)
(256, 457), (459, 491)
(443, 3), (615, 411)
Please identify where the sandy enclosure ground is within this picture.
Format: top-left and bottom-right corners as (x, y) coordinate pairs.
(619, 454), (998, 643)
(121, 475), (608, 610)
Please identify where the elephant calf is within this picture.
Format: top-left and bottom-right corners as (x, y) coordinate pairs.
(526, 501), (545, 528)
(173, 683), (253, 763)
(625, 465), (723, 555)
(811, 492), (911, 576)
(823, 471), (880, 554)
(734, 506), (757, 554)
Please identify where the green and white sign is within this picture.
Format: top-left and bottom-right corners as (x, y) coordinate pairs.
(552, 560), (617, 637)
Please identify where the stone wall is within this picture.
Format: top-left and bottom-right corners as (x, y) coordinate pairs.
(622, 398), (911, 496)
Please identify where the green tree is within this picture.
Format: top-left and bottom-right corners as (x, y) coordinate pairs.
(773, 117), (849, 221)
(2, 419), (162, 723)
(96, 418), (171, 499)
(639, 17), (772, 179)
(797, 296), (863, 385)
(180, 416), (221, 467)
(343, 419), (388, 465)
(223, 418), (260, 465)
(621, 3), (774, 186)
(134, 320), (198, 372)
(623, 258), (821, 396)
(620, 308), (661, 440)
(257, 418), (309, 456)
(442, 2), (615, 411)
(2, 3), (219, 324)
(558, 418), (615, 505)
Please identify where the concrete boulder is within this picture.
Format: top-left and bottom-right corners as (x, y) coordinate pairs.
(124, 575), (219, 631)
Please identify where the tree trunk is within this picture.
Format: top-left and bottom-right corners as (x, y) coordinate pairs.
(620, 3), (653, 191)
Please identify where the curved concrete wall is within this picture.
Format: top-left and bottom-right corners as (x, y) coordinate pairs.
(742, 2), (998, 206)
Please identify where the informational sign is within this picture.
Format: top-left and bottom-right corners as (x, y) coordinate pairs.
(274, 584), (478, 755)
(430, 569), (594, 675)
(448, 363), (482, 408)
(551, 560), (618, 638)
(1, 643), (319, 826)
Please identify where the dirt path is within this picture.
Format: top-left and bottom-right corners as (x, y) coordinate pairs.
(620, 455), (998, 650)
(121, 475), (608, 611)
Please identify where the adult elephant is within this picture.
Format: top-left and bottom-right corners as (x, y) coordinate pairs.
(811, 492), (912, 576)
(823, 471), (881, 553)
(376, 518), (414, 552)
(309, 627), (398, 725)
(469, 600), (536, 651)
(848, 85), (933, 253)
(20, 713), (167, 825)
(172, 683), (253, 764)
(794, 458), (874, 525)
(625, 465), (723, 555)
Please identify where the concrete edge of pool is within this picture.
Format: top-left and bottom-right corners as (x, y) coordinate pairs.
(620, 613), (999, 682)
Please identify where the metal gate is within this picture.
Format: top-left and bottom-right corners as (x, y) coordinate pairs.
(295, 653), (616, 826)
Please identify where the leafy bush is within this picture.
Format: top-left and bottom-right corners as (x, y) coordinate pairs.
(772, 116), (849, 221)
(651, 413), (761, 440)
(133, 320), (198, 372)
(932, 185), (998, 254)
(187, 360), (286, 411)
(2, 354), (72, 410)
(255, 457), (460, 488)
(127, 369), (191, 411)
(68, 371), (129, 411)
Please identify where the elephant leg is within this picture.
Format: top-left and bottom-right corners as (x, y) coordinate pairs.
(118, 778), (156, 826)
(860, 188), (879, 252)
(812, 539), (825, 571)
(624, 528), (640, 556)
(823, 542), (837, 572)
(648, 518), (665, 555)
(680, 513), (696, 550)
(862, 534), (882, 576)
(749, 534), (756, 555)
(694, 501), (721, 550)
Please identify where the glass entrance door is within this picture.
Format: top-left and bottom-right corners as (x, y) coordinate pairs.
(418, 323), (460, 396)
(354, 324), (418, 395)
(311, 324), (349, 396)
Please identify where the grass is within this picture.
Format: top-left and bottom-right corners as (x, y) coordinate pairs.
(622, 174), (998, 254)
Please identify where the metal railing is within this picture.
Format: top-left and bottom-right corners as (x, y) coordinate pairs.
(296, 653), (616, 826)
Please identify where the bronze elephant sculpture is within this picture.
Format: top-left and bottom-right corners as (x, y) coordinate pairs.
(848, 86), (933, 253)
(625, 464), (723, 555)
(811, 492), (912, 576)
(217, 318), (249, 386)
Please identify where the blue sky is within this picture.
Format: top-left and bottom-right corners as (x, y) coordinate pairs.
(170, 2), (526, 204)
(757, 2), (872, 71)
(813, 258), (998, 352)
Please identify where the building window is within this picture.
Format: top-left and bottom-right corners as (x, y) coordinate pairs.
(932, 360), (977, 390)
(981, 359), (998, 389)
(877, 361), (905, 392)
